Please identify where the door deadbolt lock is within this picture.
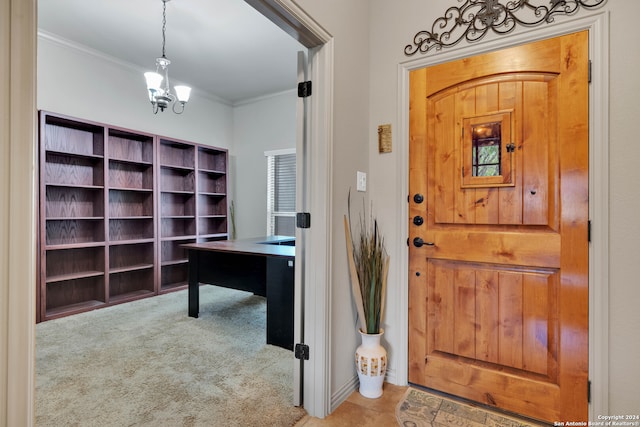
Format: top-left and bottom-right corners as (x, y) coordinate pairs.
(413, 216), (424, 226)
(413, 194), (424, 204)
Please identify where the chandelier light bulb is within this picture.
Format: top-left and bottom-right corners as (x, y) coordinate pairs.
(174, 86), (192, 103)
(144, 72), (164, 100)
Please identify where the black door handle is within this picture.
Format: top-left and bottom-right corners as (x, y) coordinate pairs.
(413, 237), (434, 248)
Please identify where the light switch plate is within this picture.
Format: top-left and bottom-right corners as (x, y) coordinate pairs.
(357, 171), (366, 192)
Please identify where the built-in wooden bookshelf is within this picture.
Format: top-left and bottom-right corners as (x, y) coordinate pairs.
(107, 128), (157, 304)
(197, 146), (229, 240)
(156, 140), (230, 293)
(39, 113), (106, 322)
(38, 111), (228, 322)
(158, 138), (196, 292)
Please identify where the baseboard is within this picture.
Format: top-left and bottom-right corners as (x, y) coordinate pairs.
(384, 367), (397, 385)
(329, 367), (398, 413)
(330, 375), (358, 412)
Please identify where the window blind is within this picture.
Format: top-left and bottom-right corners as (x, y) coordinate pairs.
(266, 151), (296, 236)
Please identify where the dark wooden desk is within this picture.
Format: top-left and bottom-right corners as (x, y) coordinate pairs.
(183, 236), (295, 350)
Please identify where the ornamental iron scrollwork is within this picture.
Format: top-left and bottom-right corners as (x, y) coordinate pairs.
(404, 0), (606, 56)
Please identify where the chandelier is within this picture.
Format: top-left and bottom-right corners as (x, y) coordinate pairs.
(144, 0), (191, 114)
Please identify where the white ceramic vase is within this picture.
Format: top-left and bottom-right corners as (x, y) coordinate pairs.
(355, 328), (387, 399)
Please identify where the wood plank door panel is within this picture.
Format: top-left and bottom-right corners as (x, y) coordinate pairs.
(408, 32), (589, 422)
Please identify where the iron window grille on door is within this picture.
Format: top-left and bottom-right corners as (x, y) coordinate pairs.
(265, 149), (296, 236)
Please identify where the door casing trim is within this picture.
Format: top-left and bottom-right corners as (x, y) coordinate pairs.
(396, 12), (610, 419)
(257, 0), (335, 418)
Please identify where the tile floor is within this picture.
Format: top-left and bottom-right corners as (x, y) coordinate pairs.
(295, 383), (408, 426)
(295, 384), (549, 427)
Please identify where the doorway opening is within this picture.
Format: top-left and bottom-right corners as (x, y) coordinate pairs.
(13, 0), (335, 421)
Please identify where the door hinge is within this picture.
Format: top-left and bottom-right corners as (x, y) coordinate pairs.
(588, 220), (592, 242)
(588, 380), (592, 403)
(588, 60), (592, 84)
(296, 212), (311, 229)
(298, 81), (312, 98)
(295, 343), (310, 360)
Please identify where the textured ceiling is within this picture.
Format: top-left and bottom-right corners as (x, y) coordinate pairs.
(38, 0), (305, 104)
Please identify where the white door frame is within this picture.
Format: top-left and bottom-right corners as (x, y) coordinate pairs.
(396, 12), (610, 419)
(249, 1), (335, 417)
(3, 0), (335, 423)
(2, 0), (37, 425)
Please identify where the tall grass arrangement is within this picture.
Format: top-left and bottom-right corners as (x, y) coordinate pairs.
(230, 200), (237, 239)
(344, 193), (390, 335)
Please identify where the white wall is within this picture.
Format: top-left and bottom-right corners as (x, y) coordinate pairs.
(37, 35), (234, 149)
(232, 91), (297, 239)
(606, 1), (640, 412)
(296, 0), (640, 415)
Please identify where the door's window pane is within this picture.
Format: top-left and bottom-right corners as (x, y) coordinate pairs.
(472, 121), (501, 177)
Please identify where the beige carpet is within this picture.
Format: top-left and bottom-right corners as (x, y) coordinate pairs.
(396, 387), (546, 427)
(36, 285), (306, 426)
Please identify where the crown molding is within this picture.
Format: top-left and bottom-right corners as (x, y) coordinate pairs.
(37, 29), (233, 107)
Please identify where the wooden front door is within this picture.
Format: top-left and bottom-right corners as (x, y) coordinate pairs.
(408, 32), (589, 422)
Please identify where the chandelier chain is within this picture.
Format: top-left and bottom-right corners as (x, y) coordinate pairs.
(161, 0), (167, 58)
